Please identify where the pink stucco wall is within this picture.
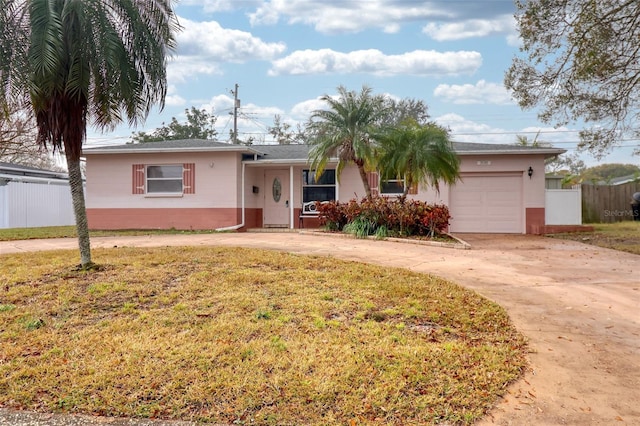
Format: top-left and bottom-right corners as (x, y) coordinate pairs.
(87, 207), (263, 231)
(85, 151), (242, 209)
(85, 150), (548, 233)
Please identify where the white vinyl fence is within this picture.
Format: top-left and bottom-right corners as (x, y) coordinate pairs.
(545, 186), (582, 225)
(0, 179), (76, 228)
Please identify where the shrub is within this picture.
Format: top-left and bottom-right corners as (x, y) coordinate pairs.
(317, 197), (451, 238)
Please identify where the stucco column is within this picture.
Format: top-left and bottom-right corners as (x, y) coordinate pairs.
(289, 166), (294, 229)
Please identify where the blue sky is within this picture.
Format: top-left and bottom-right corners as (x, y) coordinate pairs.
(86, 0), (639, 167)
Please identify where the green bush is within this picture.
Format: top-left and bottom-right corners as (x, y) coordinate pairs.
(316, 197), (451, 237)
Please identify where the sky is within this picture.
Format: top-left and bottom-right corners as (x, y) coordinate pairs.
(86, 0), (639, 168)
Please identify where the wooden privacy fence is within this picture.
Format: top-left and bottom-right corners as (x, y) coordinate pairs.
(582, 181), (640, 223)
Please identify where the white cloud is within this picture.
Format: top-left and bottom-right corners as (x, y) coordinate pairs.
(290, 98), (326, 120)
(249, 0), (452, 34)
(434, 80), (513, 105)
(269, 49), (482, 77)
(196, 95), (286, 143)
(422, 14), (516, 41)
(164, 85), (186, 107)
(435, 113), (504, 142)
(169, 18), (286, 82)
(435, 114), (580, 148)
(177, 18), (286, 61)
(181, 0), (262, 13)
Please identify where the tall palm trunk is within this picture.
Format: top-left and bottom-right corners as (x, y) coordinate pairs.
(52, 93), (93, 269)
(356, 162), (372, 199)
(65, 151), (92, 267)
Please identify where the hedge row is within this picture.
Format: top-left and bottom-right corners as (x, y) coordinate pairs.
(316, 197), (451, 238)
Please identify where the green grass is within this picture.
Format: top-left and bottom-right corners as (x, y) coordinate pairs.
(0, 226), (219, 241)
(548, 221), (640, 255)
(0, 246), (528, 425)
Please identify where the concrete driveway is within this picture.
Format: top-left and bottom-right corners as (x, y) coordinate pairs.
(1, 232), (638, 425)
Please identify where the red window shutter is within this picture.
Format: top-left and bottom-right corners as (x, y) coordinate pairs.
(367, 171), (379, 197)
(408, 182), (418, 195)
(132, 164), (145, 194)
(183, 163), (195, 194)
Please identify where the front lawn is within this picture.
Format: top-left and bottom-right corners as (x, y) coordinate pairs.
(0, 226), (217, 241)
(548, 221), (640, 255)
(0, 246), (527, 425)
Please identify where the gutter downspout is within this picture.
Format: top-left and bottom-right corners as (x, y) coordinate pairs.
(215, 162), (246, 231)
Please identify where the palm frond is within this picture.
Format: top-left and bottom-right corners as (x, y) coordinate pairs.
(377, 122), (460, 195)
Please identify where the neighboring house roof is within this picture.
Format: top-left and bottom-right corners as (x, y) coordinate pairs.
(84, 140), (565, 161)
(595, 173), (640, 185)
(0, 162), (68, 183)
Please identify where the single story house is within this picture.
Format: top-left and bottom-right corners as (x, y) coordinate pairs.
(83, 140), (565, 234)
(0, 162), (76, 228)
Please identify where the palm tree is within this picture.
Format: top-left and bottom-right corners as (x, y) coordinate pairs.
(0, 0), (179, 269)
(377, 120), (460, 196)
(307, 85), (388, 198)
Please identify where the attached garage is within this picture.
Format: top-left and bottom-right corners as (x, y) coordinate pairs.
(449, 173), (523, 233)
(84, 141), (565, 234)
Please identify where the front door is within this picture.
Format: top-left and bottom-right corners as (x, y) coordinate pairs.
(263, 169), (290, 227)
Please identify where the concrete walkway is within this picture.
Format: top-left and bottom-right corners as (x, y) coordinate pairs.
(1, 232), (639, 425)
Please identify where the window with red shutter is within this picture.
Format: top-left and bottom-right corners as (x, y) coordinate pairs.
(367, 171), (379, 197)
(132, 164), (145, 194)
(183, 163), (195, 194)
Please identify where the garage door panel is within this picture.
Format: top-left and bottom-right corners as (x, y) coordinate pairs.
(449, 174), (523, 233)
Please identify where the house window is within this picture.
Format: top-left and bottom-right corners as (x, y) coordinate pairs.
(146, 165), (183, 193)
(132, 163), (195, 195)
(302, 169), (336, 202)
(380, 178), (405, 195)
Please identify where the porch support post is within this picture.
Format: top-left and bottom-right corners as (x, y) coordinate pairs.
(289, 166), (294, 229)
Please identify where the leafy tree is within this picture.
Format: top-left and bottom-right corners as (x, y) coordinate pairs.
(377, 97), (430, 127)
(505, 0), (640, 157)
(307, 85), (388, 198)
(513, 134), (587, 175)
(546, 152), (586, 176)
(268, 114), (306, 145)
(581, 163), (640, 183)
(0, 0), (179, 269)
(0, 103), (63, 170)
(131, 107), (217, 143)
(515, 133), (548, 148)
(377, 121), (460, 196)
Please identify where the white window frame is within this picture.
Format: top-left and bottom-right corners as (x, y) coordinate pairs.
(302, 169), (336, 203)
(380, 178), (406, 196)
(146, 164), (183, 195)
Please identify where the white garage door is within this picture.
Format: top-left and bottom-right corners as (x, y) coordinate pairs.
(449, 174), (523, 233)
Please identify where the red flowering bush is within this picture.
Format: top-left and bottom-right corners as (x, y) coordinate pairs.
(317, 196), (451, 237)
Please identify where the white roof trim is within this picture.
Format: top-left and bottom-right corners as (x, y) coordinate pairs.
(457, 149), (565, 156)
(83, 146), (259, 155)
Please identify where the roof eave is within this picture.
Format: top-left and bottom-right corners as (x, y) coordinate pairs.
(0, 165), (68, 179)
(83, 146), (259, 155)
(243, 158), (338, 165)
(457, 149), (566, 156)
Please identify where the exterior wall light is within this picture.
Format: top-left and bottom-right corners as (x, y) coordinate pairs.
(527, 166), (533, 179)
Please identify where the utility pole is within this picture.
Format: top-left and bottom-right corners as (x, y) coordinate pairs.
(231, 83), (240, 144)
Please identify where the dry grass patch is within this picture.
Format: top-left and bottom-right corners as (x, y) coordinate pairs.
(0, 226), (219, 241)
(0, 246), (527, 425)
(549, 221), (640, 255)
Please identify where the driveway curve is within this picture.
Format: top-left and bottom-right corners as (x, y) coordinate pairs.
(1, 232), (638, 425)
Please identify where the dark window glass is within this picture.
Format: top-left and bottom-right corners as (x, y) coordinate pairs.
(381, 180), (404, 194)
(302, 169), (336, 202)
(146, 165), (183, 193)
(303, 169), (336, 185)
